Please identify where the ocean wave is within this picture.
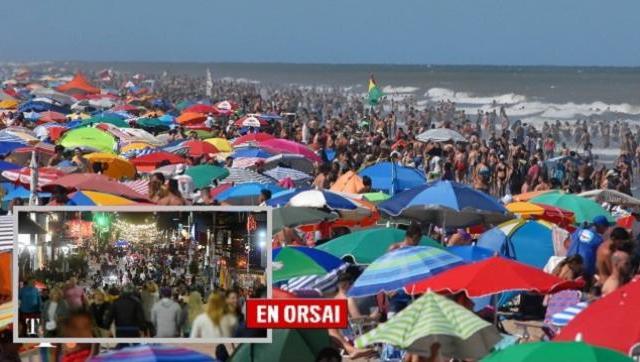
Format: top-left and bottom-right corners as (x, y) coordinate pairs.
(424, 87), (640, 121)
(382, 86), (419, 94)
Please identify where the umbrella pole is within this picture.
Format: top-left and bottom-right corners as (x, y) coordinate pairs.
(29, 150), (39, 206)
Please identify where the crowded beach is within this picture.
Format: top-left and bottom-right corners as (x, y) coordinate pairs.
(0, 65), (639, 361)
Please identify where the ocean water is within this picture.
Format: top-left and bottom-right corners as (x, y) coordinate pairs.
(49, 62), (640, 122)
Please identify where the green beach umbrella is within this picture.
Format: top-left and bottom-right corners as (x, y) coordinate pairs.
(356, 292), (501, 360)
(531, 191), (614, 225)
(184, 164), (229, 189)
(481, 341), (633, 362)
(58, 127), (117, 154)
(363, 191), (391, 203)
(229, 329), (330, 362)
(272, 246), (343, 283)
(78, 116), (130, 128)
(317, 227), (444, 264)
(191, 129), (217, 139)
(136, 117), (170, 131)
(176, 100), (194, 111)
(272, 207), (337, 233)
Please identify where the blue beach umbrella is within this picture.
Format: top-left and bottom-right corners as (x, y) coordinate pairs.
(0, 161), (21, 172)
(267, 189), (358, 210)
(378, 181), (510, 227)
(266, 188), (312, 207)
(216, 182), (284, 205)
(476, 219), (556, 269)
(348, 246), (465, 297)
(273, 246), (344, 282)
(446, 245), (495, 263)
(232, 147), (273, 159)
(2, 186), (51, 202)
(359, 162), (426, 194)
(0, 142), (26, 156)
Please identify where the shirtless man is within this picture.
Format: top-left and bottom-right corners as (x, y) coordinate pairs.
(601, 250), (632, 296)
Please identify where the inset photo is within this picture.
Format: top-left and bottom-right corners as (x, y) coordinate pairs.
(13, 206), (271, 344)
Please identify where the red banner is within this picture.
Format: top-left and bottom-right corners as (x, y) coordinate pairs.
(246, 299), (348, 329)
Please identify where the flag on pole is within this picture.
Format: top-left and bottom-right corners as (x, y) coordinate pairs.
(368, 74), (384, 105)
(247, 214), (257, 232)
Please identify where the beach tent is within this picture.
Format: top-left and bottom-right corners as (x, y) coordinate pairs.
(56, 72), (100, 94)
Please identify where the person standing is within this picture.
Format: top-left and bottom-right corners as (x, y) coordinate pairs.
(41, 288), (69, 337)
(64, 277), (86, 311)
(140, 282), (159, 336)
(151, 287), (182, 337)
(106, 285), (145, 338)
(89, 290), (111, 337)
(190, 293), (237, 338)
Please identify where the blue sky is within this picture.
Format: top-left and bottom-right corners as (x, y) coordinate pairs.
(2, 0), (639, 66)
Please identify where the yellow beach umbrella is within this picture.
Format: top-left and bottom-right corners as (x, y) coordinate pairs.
(120, 142), (154, 153)
(506, 201), (545, 216)
(84, 153), (136, 180)
(0, 99), (18, 109)
(205, 138), (233, 152)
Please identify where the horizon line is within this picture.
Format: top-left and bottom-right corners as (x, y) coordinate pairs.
(2, 59), (640, 69)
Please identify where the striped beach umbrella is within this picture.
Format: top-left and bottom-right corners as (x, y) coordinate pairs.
(0, 215), (13, 252)
(264, 166), (312, 182)
(356, 292), (501, 360)
(1, 167), (70, 188)
(68, 190), (138, 206)
(347, 246), (464, 297)
(224, 168), (276, 185)
(89, 345), (215, 362)
(273, 246), (343, 283)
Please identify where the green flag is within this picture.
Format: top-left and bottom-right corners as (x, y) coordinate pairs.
(368, 74), (384, 105)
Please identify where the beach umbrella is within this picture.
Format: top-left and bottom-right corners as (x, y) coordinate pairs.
(0, 99), (19, 109)
(263, 153), (314, 174)
(578, 189), (640, 207)
(135, 117), (171, 132)
(416, 128), (467, 143)
(356, 292), (501, 360)
(555, 277), (640, 355)
(531, 191), (614, 225)
(0, 161), (21, 172)
(176, 112), (206, 125)
(204, 137), (233, 152)
(273, 288), (297, 299)
(235, 115), (268, 128)
(2, 186), (51, 202)
(476, 219), (556, 268)
(317, 227), (444, 264)
(287, 189), (359, 210)
(120, 142), (155, 154)
(405, 256), (583, 297)
(2, 167), (69, 188)
(359, 162), (426, 194)
(175, 100), (194, 111)
(215, 182), (284, 205)
(264, 166), (312, 183)
(184, 164), (230, 189)
(224, 168), (276, 185)
(58, 127), (117, 153)
(84, 153), (136, 180)
(273, 246), (343, 282)
(229, 329), (329, 362)
(259, 138), (322, 163)
(31, 88), (76, 105)
(348, 246), (465, 297)
(506, 201), (575, 228)
(480, 342), (632, 362)
(0, 127), (39, 144)
(0, 142), (26, 156)
(379, 181), (511, 228)
(213, 100), (239, 115)
(446, 245), (495, 262)
(34, 123), (68, 141)
(77, 115), (129, 128)
(37, 111), (67, 123)
(272, 207), (337, 233)
(112, 104), (142, 113)
(68, 190), (138, 206)
(184, 103), (217, 114)
(330, 171), (365, 194)
(179, 140), (219, 157)
(232, 132), (275, 146)
(43, 173), (148, 200)
(89, 345), (215, 362)
(231, 147), (273, 159)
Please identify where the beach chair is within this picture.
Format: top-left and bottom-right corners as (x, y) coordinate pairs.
(513, 289), (581, 341)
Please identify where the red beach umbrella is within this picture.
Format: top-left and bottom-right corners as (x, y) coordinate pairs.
(259, 138), (322, 163)
(234, 115), (268, 128)
(1, 167), (68, 189)
(43, 173), (148, 201)
(405, 256), (584, 297)
(131, 151), (186, 170)
(273, 288), (298, 299)
(555, 277), (640, 355)
(232, 132), (275, 146)
(180, 140), (219, 157)
(184, 104), (218, 114)
(37, 111), (67, 123)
